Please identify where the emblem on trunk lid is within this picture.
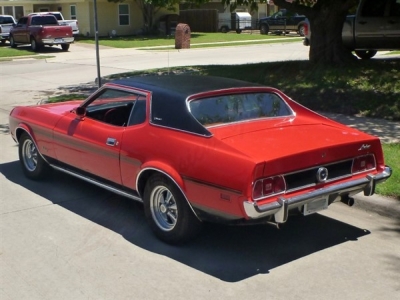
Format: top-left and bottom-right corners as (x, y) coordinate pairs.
(358, 144), (371, 151)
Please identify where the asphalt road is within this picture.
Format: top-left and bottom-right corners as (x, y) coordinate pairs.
(1, 43), (399, 300)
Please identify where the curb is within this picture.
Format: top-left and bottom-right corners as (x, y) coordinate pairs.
(352, 194), (400, 219)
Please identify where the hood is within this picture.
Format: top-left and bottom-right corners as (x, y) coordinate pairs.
(37, 100), (84, 115)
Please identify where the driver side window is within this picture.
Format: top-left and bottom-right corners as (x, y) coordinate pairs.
(86, 88), (145, 127)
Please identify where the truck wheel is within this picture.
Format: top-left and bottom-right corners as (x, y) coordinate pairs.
(220, 26), (229, 33)
(298, 24), (305, 36)
(10, 36), (17, 48)
(236, 29), (242, 34)
(61, 44), (70, 51)
(260, 24), (269, 35)
(30, 38), (41, 52)
(143, 174), (202, 244)
(355, 50), (377, 60)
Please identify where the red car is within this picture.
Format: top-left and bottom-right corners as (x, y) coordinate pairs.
(9, 75), (392, 244)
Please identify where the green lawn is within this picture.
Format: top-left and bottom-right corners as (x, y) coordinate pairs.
(0, 46), (37, 59)
(77, 32), (301, 49)
(376, 143), (400, 199)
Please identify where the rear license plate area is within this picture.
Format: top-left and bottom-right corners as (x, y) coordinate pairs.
(303, 197), (328, 216)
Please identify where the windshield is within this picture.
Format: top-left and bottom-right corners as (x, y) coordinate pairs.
(189, 92), (293, 127)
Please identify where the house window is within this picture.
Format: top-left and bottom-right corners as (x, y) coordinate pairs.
(70, 5), (77, 20)
(4, 6), (13, 15)
(118, 4), (129, 26)
(3, 6), (23, 19)
(15, 6), (23, 19)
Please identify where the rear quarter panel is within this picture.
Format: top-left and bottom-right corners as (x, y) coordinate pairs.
(120, 124), (256, 219)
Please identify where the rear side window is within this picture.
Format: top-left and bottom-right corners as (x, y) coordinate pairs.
(360, 0), (387, 17)
(190, 92), (292, 127)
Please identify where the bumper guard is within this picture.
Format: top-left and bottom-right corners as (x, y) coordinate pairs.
(243, 166), (392, 223)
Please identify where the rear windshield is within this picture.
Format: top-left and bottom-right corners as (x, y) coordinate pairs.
(0, 16), (15, 24)
(189, 92), (293, 127)
(31, 16), (58, 26)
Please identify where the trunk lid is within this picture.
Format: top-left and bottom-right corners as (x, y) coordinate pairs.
(209, 117), (381, 175)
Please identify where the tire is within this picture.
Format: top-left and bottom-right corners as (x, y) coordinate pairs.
(355, 50), (377, 60)
(260, 24), (269, 35)
(61, 44), (70, 51)
(18, 133), (50, 180)
(236, 29), (242, 34)
(220, 26), (229, 33)
(143, 174), (202, 244)
(10, 35), (17, 48)
(298, 24), (305, 36)
(30, 37), (41, 52)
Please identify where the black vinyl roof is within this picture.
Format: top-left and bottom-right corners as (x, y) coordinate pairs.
(112, 75), (262, 136)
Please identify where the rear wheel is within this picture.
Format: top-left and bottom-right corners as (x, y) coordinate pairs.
(18, 133), (50, 180)
(298, 24), (305, 36)
(10, 35), (17, 48)
(30, 37), (41, 52)
(355, 50), (377, 60)
(143, 174), (202, 244)
(260, 24), (269, 35)
(61, 44), (70, 51)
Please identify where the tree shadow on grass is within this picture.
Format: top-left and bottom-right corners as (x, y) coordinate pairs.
(1, 160), (371, 282)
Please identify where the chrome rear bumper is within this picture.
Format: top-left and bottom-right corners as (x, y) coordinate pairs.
(243, 166), (392, 223)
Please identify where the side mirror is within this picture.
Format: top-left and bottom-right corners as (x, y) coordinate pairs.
(75, 106), (86, 118)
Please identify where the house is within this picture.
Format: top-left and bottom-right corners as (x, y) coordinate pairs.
(0, 0), (177, 37)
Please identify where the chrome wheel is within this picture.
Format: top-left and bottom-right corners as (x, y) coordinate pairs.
(150, 186), (178, 231)
(21, 138), (38, 172)
(18, 133), (50, 180)
(144, 174), (202, 243)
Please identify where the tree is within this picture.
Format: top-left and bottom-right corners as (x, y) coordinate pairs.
(222, 0), (360, 64)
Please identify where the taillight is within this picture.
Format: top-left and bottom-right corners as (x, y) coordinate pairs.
(253, 176), (286, 200)
(352, 154), (376, 174)
(304, 23), (308, 36)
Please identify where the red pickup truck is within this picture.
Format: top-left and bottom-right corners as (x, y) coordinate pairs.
(9, 14), (74, 51)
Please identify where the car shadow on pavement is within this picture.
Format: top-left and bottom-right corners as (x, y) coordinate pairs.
(1, 161), (370, 282)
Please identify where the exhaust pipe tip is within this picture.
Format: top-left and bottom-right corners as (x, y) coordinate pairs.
(341, 195), (355, 207)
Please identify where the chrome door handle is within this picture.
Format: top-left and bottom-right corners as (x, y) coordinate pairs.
(106, 138), (117, 146)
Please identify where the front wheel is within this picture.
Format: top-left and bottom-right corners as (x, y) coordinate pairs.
(10, 36), (17, 48)
(18, 133), (50, 180)
(143, 174), (202, 244)
(355, 50), (377, 60)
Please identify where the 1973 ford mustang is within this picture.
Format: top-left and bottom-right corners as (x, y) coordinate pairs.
(9, 75), (392, 244)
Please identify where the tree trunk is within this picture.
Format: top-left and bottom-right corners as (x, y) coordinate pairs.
(308, 5), (356, 64)
(272, 0), (359, 64)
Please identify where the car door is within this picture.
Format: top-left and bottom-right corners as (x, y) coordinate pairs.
(385, 0), (400, 48)
(355, 0), (392, 48)
(53, 87), (143, 185)
(12, 17), (29, 43)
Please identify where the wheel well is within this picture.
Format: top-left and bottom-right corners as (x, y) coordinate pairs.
(137, 168), (202, 221)
(137, 169), (158, 197)
(15, 128), (28, 142)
